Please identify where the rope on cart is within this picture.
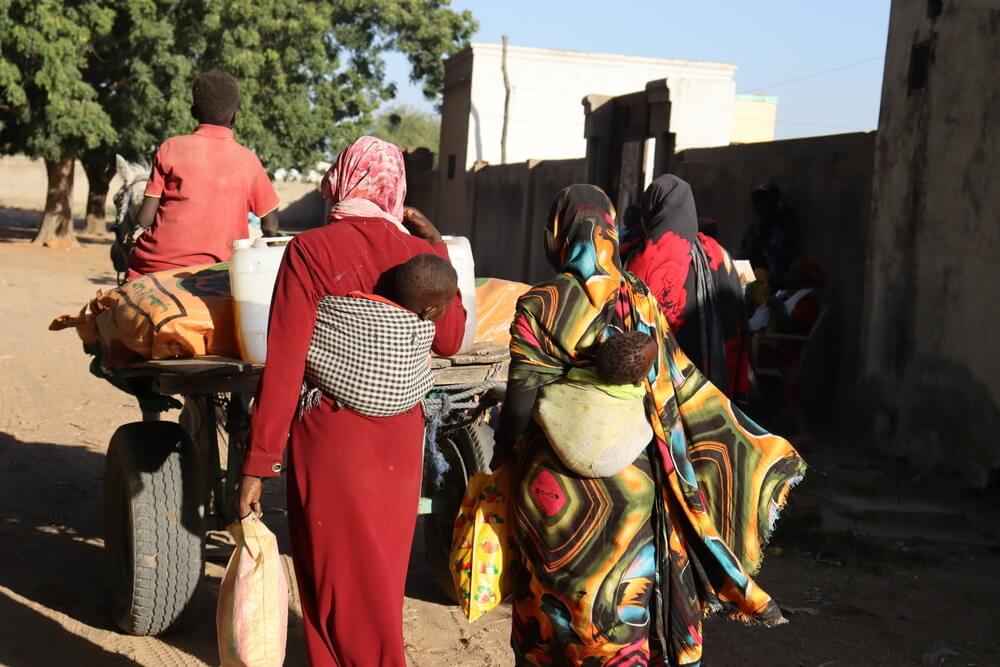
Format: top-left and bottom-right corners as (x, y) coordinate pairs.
(422, 381), (504, 488)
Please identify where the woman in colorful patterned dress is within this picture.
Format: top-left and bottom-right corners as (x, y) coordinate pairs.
(627, 175), (751, 404)
(494, 184), (805, 666)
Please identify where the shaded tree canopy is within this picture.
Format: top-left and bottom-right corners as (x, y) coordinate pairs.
(0, 0), (476, 245)
(367, 104), (441, 153)
(0, 1), (116, 162)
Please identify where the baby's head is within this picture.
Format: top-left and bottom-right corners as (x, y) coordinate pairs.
(595, 331), (656, 385)
(394, 254), (458, 322)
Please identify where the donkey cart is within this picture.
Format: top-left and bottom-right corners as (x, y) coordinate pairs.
(101, 345), (506, 636)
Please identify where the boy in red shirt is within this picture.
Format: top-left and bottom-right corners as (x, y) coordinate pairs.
(127, 70), (280, 280)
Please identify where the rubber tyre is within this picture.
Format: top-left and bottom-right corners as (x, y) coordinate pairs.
(423, 422), (494, 602)
(103, 422), (204, 636)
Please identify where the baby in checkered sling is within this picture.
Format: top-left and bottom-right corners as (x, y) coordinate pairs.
(300, 254), (459, 417)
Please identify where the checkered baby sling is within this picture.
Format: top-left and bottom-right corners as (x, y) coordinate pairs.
(301, 293), (436, 417)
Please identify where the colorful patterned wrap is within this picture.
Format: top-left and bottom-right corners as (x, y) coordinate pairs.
(508, 184), (806, 666)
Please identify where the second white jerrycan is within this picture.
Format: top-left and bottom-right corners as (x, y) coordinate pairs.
(229, 237), (292, 364)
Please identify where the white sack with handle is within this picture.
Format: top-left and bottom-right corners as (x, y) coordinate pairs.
(217, 514), (289, 667)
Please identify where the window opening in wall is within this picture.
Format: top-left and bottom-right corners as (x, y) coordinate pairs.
(908, 41), (932, 93)
(447, 155), (456, 180)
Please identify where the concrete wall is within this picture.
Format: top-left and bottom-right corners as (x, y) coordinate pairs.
(434, 43), (796, 239)
(470, 158), (586, 283)
(673, 132), (876, 416)
(451, 43), (738, 171)
(859, 1), (1000, 485)
(469, 162), (532, 281)
(275, 185), (324, 230)
(437, 44), (746, 237)
(402, 148), (438, 222)
(732, 95), (779, 144)
(435, 49), (476, 236)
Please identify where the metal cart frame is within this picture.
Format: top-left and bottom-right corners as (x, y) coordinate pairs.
(101, 346), (507, 635)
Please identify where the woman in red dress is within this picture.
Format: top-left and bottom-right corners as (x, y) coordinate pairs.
(627, 174), (750, 403)
(237, 136), (466, 666)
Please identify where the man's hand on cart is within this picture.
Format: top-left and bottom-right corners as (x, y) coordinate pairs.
(237, 475), (263, 519)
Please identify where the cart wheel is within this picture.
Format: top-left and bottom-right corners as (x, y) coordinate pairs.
(103, 422), (204, 636)
(423, 422), (494, 602)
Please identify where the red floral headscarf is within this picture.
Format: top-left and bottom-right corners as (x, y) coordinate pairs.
(321, 136), (407, 228)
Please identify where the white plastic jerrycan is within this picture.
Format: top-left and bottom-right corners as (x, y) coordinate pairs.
(229, 237), (292, 364)
(442, 236), (477, 353)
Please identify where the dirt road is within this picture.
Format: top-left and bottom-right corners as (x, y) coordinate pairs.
(1, 215), (998, 666)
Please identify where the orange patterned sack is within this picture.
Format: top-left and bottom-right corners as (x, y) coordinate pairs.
(474, 278), (531, 347)
(50, 263), (240, 367)
(449, 465), (516, 621)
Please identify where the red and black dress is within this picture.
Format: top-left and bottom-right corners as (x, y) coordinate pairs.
(627, 174), (750, 402)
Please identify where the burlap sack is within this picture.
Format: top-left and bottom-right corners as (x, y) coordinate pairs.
(474, 278), (531, 348)
(51, 263), (239, 367)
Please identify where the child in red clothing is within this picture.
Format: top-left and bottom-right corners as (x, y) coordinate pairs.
(127, 70), (280, 280)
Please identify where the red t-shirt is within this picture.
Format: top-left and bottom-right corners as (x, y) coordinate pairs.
(128, 124), (280, 277)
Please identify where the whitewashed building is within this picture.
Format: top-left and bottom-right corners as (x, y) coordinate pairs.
(437, 43), (778, 168)
(435, 42), (776, 232)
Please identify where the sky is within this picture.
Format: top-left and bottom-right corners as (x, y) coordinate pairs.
(384, 0), (892, 140)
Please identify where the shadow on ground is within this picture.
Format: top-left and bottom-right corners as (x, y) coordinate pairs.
(2, 423), (999, 666)
(0, 430), (221, 665)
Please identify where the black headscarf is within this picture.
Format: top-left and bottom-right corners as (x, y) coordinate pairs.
(642, 174), (699, 244)
(633, 175), (734, 392)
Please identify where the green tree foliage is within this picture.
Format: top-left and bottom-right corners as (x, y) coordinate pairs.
(367, 105), (441, 152)
(77, 1), (194, 232)
(0, 0), (117, 246)
(195, 0), (473, 165)
(0, 0), (476, 245)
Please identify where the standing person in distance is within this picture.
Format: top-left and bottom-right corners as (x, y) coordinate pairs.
(627, 174), (751, 404)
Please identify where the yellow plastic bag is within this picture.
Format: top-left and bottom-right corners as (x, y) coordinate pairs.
(217, 515), (289, 667)
(450, 466), (516, 621)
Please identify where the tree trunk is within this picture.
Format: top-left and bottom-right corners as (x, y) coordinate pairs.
(32, 155), (78, 249)
(83, 157), (115, 235)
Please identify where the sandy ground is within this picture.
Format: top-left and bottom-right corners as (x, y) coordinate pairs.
(1, 211), (999, 667)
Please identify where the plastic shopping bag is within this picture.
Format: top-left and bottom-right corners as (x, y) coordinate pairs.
(217, 515), (289, 667)
(450, 465), (516, 621)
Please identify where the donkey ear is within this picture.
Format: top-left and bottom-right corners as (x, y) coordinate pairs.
(115, 154), (131, 181)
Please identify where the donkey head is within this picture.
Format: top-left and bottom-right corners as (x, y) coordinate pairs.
(113, 154), (150, 231)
